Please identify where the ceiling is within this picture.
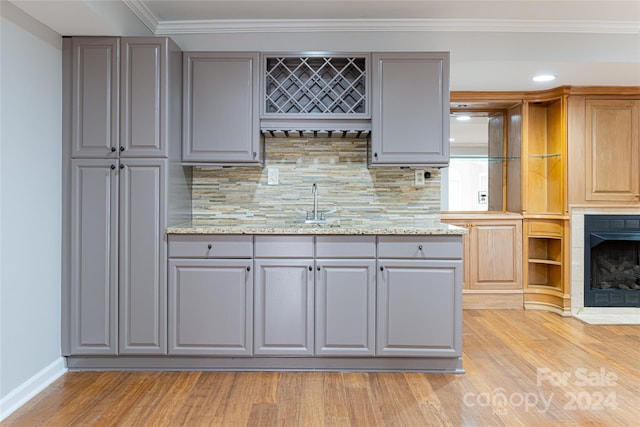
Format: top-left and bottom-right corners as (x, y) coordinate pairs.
(7, 0), (640, 91)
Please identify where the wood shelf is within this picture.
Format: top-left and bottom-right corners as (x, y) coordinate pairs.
(528, 259), (562, 266)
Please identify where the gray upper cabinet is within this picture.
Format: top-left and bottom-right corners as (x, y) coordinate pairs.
(370, 52), (450, 166)
(120, 38), (180, 158)
(71, 37), (179, 159)
(183, 52), (262, 164)
(71, 38), (119, 159)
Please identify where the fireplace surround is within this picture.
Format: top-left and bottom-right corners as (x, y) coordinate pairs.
(584, 215), (640, 307)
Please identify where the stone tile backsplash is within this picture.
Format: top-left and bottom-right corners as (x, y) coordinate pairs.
(191, 137), (442, 226)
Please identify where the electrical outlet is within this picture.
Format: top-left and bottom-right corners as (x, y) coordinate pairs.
(267, 168), (279, 185)
(415, 169), (425, 186)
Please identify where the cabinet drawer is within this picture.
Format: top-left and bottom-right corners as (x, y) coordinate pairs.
(254, 235), (314, 258)
(316, 236), (376, 258)
(377, 236), (462, 259)
(527, 220), (563, 238)
(168, 235), (253, 258)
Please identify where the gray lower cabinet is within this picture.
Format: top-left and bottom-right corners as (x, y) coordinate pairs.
(315, 259), (376, 355)
(118, 159), (167, 354)
(376, 236), (462, 357)
(254, 258), (315, 355)
(69, 159), (118, 355)
(168, 259), (253, 356)
(69, 158), (167, 355)
(314, 235), (377, 356)
(182, 52), (262, 164)
(370, 52), (450, 166)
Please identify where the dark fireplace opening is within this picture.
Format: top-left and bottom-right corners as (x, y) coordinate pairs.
(585, 215), (640, 307)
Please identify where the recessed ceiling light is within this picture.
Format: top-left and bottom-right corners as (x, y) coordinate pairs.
(455, 115), (471, 121)
(532, 74), (557, 82)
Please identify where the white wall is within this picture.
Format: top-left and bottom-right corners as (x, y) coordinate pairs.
(0, 1), (65, 418)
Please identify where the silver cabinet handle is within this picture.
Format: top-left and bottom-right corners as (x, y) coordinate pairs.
(380, 266), (384, 271)
(207, 244), (212, 250)
(418, 245), (423, 251)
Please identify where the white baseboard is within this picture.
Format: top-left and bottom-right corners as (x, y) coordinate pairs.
(0, 357), (67, 421)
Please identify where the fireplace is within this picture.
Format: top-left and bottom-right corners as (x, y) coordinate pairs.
(584, 215), (640, 307)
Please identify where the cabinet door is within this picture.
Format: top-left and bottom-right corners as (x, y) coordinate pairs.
(376, 259), (461, 357)
(315, 259), (376, 356)
(468, 220), (522, 290)
(183, 52), (261, 164)
(168, 259), (253, 355)
(585, 100), (640, 201)
(254, 259), (314, 355)
(71, 38), (119, 159)
(119, 159), (167, 354)
(120, 38), (169, 158)
(69, 159), (118, 355)
(370, 52), (450, 166)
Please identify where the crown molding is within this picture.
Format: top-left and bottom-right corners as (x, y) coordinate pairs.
(122, 0), (159, 33)
(121, 0), (639, 36)
(153, 18), (639, 35)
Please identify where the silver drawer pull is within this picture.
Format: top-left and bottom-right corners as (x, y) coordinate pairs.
(207, 244), (212, 250)
(418, 245), (423, 251)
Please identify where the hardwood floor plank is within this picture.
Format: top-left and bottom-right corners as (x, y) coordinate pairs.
(23, 371), (122, 426)
(246, 403), (278, 425)
(275, 372), (304, 426)
(114, 372), (185, 427)
(322, 373), (349, 421)
(137, 372), (201, 426)
(3, 310), (640, 427)
(64, 371), (151, 427)
(298, 372), (325, 426)
(169, 372), (236, 425)
(368, 373), (429, 426)
(402, 373), (454, 426)
(217, 372), (262, 426)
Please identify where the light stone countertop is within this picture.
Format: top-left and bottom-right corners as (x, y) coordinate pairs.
(166, 220), (467, 236)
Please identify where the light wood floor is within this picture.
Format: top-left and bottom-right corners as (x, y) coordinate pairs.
(3, 310), (640, 426)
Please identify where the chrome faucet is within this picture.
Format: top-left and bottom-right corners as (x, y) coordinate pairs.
(301, 183), (336, 224)
(312, 183), (319, 221)
(305, 183), (329, 224)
